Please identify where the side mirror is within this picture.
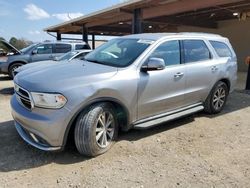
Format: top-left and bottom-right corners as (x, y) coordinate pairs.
(141, 57), (165, 72)
(32, 49), (37, 55)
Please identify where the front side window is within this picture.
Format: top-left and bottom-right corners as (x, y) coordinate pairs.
(210, 41), (232, 57)
(84, 38), (153, 67)
(150, 40), (180, 66)
(183, 40), (211, 63)
(36, 44), (52, 54)
(55, 43), (72, 53)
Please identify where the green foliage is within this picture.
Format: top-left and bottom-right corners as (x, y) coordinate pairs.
(9, 37), (33, 50)
(0, 36), (33, 52)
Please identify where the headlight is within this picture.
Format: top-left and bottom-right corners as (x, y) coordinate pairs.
(30, 92), (67, 109)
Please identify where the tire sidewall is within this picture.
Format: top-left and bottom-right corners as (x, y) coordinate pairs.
(89, 104), (118, 155)
(9, 63), (23, 78)
(210, 82), (229, 113)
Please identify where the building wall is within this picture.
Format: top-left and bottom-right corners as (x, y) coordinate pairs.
(178, 19), (250, 72)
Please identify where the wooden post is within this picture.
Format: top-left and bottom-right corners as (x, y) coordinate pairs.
(56, 33), (61, 41)
(82, 25), (88, 43)
(132, 8), (143, 34)
(92, 34), (95, 49)
(246, 65), (250, 90)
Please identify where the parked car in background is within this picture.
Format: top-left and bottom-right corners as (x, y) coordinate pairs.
(0, 48), (6, 56)
(11, 33), (237, 157)
(0, 40), (90, 78)
(14, 49), (92, 76)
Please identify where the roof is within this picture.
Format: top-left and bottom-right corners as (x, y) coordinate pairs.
(44, 0), (250, 36)
(121, 32), (223, 40)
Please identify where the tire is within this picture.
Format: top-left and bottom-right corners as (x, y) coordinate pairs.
(74, 102), (118, 157)
(8, 63), (23, 79)
(204, 81), (229, 114)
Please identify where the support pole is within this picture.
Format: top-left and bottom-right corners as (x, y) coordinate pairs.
(246, 64), (250, 90)
(82, 25), (88, 43)
(132, 8), (143, 34)
(92, 34), (95, 49)
(56, 33), (61, 41)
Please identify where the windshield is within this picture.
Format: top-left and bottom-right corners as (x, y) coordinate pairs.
(84, 38), (153, 67)
(56, 51), (78, 61)
(20, 43), (38, 53)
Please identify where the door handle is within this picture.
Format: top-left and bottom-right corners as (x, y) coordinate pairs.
(211, 66), (218, 72)
(174, 72), (184, 78)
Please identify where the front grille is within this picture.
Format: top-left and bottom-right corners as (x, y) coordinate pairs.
(14, 84), (32, 110)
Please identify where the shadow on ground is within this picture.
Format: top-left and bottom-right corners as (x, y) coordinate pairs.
(0, 76), (11, 81)
(0, 91), (249, 172)
(0, 87), (14, 95)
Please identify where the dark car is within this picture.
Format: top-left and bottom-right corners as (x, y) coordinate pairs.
(0, 40), (90, 78)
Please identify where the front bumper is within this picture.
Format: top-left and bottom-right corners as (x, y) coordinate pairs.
(15, 121), (61, 151)
(11, 95), (72, 151)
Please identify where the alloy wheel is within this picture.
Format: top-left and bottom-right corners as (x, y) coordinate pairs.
(95, 111), (115, 148)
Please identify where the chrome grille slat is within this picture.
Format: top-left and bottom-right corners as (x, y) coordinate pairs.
(14, 84), (32, 110)
(16, 92), (30, 101)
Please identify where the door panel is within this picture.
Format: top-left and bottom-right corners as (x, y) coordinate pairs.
(31, 44), (53, 62)
(182, 39), (220, 105)
(137, 40), (186, 120)
(138, 65), (186, 120)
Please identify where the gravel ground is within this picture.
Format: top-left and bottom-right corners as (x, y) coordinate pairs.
(0, 73), (249, 188)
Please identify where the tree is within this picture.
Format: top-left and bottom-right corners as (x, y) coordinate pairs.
(0, 37), (5, 41)
(9, 37), (33, 50)
(9, 37), (18, 47)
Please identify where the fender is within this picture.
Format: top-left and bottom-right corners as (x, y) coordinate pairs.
(61, 97), (131, 148)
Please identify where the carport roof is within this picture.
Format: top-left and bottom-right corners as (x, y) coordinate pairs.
(44, 0), (250, 36)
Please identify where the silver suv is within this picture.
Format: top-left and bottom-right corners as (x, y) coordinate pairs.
(0, 40), (90, 78)
(11, 33), (237, 156)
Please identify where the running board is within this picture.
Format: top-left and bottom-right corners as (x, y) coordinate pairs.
(133, 105), (204, 129)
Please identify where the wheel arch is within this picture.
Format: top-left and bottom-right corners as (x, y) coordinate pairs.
(218, 78), (231, 91)
(62, 97), (130, 148)
(8, 60), (27, 70)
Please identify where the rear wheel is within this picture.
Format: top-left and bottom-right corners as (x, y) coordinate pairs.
(74, 103), (118, 157)
(204, 81), (229, 114)
(9, 63), (23, 79)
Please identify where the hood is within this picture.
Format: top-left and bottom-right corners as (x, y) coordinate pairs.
(0, 40), (21, 55)
(15, 60), (58, 73)
(14, 60), (118, 92)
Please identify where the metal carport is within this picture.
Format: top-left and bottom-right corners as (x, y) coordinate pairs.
(44, 0), (250, 72)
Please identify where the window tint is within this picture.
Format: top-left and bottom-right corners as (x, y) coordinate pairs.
(36, 44), (52, 54)
(75, 44), (90, 50)
(183, 40), (211, 63)
(150, 40), (180, 66)
(55, 43), (71, 53)
(210, 41), (232, 57)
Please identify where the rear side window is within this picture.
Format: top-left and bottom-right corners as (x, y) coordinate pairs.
(183, 40), (211, 63)
(210, 41), (232, 57)
(55, 44), (72, 53)
(75, 44), (91, 50)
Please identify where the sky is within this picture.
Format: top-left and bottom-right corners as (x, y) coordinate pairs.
(0, 0), (127, 42)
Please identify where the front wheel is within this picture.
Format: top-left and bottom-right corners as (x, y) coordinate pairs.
(9, 63), (23, 79)
(204, 81), (229, 114)
(74, 103), (118, 157)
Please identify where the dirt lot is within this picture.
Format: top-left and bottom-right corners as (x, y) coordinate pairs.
(0, 73), (250, 188)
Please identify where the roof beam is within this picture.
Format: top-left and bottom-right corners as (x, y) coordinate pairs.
(142, 0), (245, 19)
(85, 14), (132, 27)
(147, 17), (218, 29)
